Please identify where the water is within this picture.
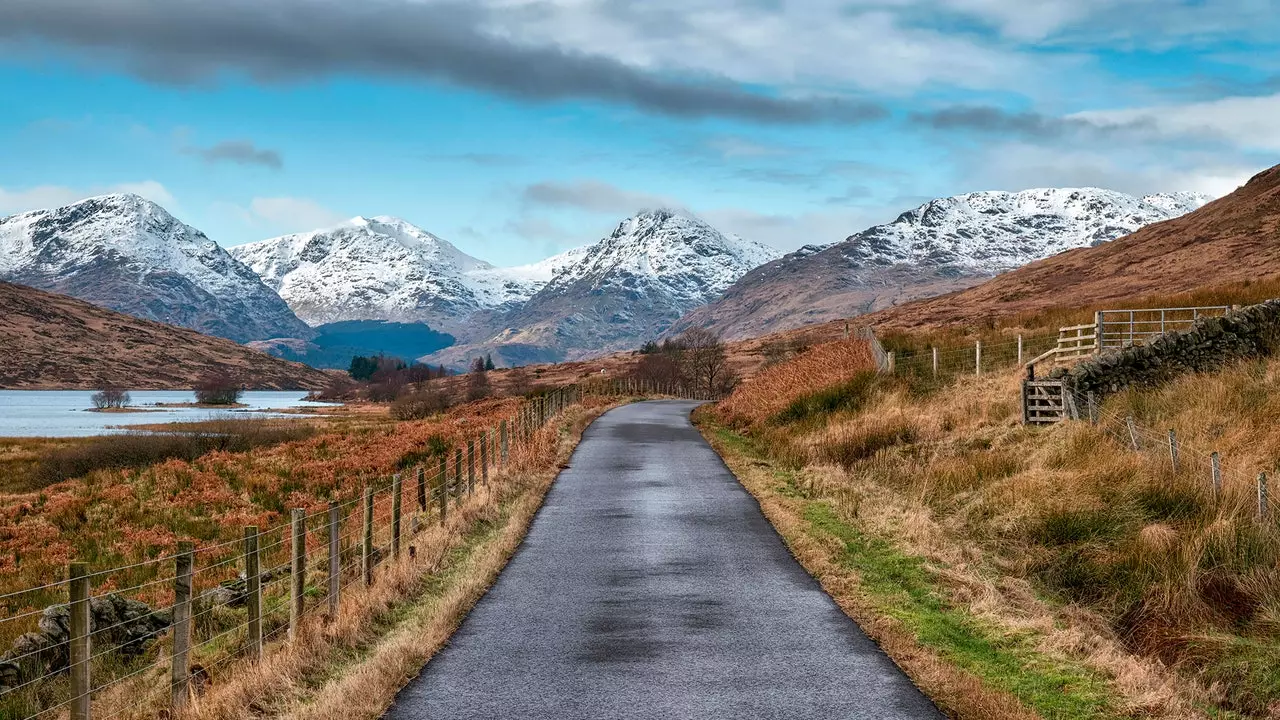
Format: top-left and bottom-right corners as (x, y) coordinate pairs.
(0, 390), (335, 437)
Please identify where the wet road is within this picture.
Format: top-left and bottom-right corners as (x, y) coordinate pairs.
(384, 400), (941, 719)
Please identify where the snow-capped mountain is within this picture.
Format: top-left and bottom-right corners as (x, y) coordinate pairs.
(420, 209), (780, 367)
(670, 188), (1213, 340)
(229, 216), (585, 332)
(0, 194), (311, 343)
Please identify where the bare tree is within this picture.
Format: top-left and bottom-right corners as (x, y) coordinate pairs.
(194, 372), (242, 405)
(91, 387), (131, 409)
(466, 357), (492, 401)
(677, 328), (730, 398)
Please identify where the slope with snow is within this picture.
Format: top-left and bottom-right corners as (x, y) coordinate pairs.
(0, 194), (310, 343)
(230, 216), (589, 332)
(421, 209), (781, 366)
(670, 188), (1213, 340)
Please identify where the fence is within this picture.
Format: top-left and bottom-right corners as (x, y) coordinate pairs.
(1097, 306), (1231, 351)
(0, 385), (585, 720)
(878, 332), (1060, 384)
(1087, 403), (1273, 523)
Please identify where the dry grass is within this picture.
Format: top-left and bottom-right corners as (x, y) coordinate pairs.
(81, 401), (613, 720)
(707, 346), (1280, 718)
(716, 338), (877, 427)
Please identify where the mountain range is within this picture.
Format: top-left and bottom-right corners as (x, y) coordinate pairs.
(669, 188), (1211, 340)
(0, 185), (1213, 376)
(0, 194), (310, 343)
(866, 167), (1278, 330)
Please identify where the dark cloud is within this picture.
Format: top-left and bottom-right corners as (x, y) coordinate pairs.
(0, 0), (886, 125)
(192, 139), (283, 170)
(521, 180), (684, 214)
(911, 105), (1155, 139)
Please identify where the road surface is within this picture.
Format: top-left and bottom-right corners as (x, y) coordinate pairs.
(385, 400), (941, 719)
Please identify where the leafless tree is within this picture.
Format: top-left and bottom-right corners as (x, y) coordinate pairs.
(194, 372), (242, 405)
(91, 387), (131, 409)
(677, 328), (730, 398)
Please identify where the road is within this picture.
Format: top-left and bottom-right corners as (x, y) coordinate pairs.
(384, 400), (941, 719)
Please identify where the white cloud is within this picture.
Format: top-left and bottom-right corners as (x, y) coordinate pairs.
(245, 197), (346, 233)
(521, 180), (686, 215)
(1075, 92), (1280, 152)
(0, 181), (175, 215)
(958, 140), (1256, 199)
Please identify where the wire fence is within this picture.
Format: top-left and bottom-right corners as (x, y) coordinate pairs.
(0, 384), (608, 720)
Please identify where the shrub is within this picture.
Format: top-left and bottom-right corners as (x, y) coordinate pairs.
(816, 419), (918, 469)
(91, 388), (131, 409)
(397, 434), (451, 469)
(391, 389), (450, 420)
(194, 373), (242, 405)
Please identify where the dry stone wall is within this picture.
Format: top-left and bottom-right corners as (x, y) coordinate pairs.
(1054, 300), (1280, 399)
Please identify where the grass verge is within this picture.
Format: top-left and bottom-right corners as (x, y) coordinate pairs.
(699, 420), (1128, 720)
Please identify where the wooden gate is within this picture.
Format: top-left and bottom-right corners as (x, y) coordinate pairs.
(1022, 380), (1078, 424)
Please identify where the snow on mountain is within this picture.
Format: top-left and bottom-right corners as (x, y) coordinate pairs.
(670, 187), (1213, 341)
(420, 209), (781, 367)
(230, 216), (592, 330)
(840, 188), (1213, 272)
(0, 193), (311, 343)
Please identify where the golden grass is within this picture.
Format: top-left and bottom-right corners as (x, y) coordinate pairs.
(707, 346), (1280, 717)
(716, 338), (877, 426)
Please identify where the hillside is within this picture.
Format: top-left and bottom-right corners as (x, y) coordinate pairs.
(421, 209), (779, 367)
(869, 166), (1280, 330)
(0, 194), (311, 343)
(0, 282), (332, 389)
(671, 188), (1209, 340)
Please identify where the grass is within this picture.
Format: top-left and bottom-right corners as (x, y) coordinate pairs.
(706, 334), (1280, 717)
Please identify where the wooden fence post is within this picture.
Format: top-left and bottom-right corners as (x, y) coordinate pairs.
(1126, 416), (1140, 451)
(1168, 430), (1179, 472)
(244, 526), (261, 660)
(328, 502), (340, 619)
(290, 509), (305, 641)
(391, 473), (403, 560)
(69, 561), (90, 720)
(1211, 452), (1222, 501)
(454, 449), (463, 503)
(362, 487), (374, 587)
(1017, 335), (1023, 365)
(467, 440), (476, 494)
(416, 466), (427, 511)
(1259, 472), (1270, 521)
(171, 541), (194, 709)
(437, 456), (448, 523)
(1094, 311), (1104, 355)
(932, 347), (938, 379)
(481, 431), (490, 484)
(887, 352), (896, 374)
(500, 420), (509, 465)
(975, 341), (982, 377)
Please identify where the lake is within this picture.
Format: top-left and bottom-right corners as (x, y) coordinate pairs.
(0, 390), (335, 437)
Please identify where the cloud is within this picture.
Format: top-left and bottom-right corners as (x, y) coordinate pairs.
(425, 153), (528, 167)
(0, 0), (885, 125)
(0, 180), (175, 215)
(911, 105), (1156, 140)
(190, 139), (283, 170)
(1074, 92), (1280, 152)
(956, 140), (1257, 199)
(521, 180), (686, 215)
(246, 197), (346, 233)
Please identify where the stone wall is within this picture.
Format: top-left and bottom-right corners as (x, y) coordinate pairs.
(1054, 300), (1280, 399)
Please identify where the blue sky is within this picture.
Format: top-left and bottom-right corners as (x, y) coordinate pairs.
(0, 0), (1276, 265)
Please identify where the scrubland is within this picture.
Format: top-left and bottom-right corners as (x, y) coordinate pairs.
(707, 338), (1280, 719)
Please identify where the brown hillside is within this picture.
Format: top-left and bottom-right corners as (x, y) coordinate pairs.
(0, 281), (332, 389)
(869, 164), (1280, 330)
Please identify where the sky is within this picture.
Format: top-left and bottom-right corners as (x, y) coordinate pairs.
(0, 0), (1277, 265)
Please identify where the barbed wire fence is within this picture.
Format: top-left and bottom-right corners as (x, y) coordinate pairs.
(0, 382), (638, 720)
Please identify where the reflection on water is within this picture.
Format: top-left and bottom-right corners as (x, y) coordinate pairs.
(0, 390), (335, 437)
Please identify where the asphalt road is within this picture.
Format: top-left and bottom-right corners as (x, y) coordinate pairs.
(384, 400), (941, 719)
